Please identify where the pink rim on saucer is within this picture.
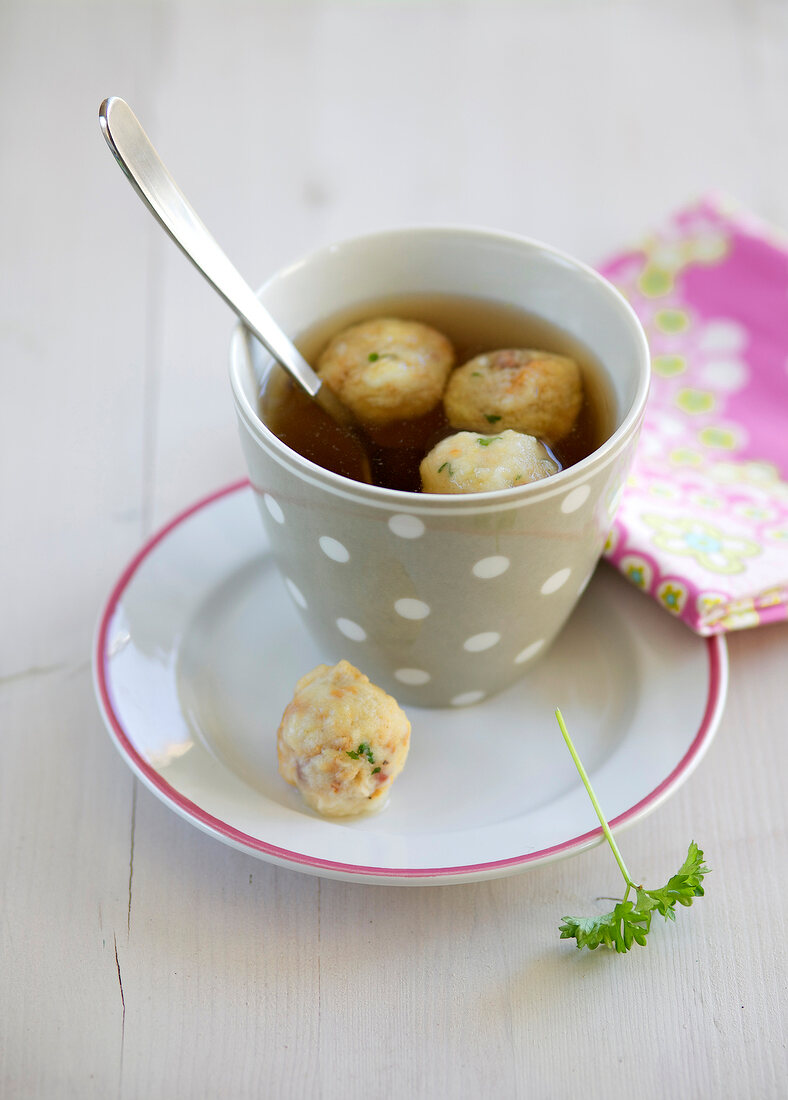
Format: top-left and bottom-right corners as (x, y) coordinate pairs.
(94, 480), (727, 882)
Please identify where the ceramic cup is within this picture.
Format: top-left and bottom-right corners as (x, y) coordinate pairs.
(229, 227), (650, 707)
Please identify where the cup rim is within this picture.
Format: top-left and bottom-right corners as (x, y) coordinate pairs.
(229, 223), (650, 509)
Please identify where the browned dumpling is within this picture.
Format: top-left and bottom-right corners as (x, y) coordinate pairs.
(277, 660), (411, 817)
(443, 348), (583, 445)
(317, 317), (455, 425)
(420, 430), (559, 494)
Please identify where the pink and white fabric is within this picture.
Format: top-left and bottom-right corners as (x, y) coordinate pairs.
(600, 196), (788, 634)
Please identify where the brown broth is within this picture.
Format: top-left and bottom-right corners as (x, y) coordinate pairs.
(259, 294), (616, 492)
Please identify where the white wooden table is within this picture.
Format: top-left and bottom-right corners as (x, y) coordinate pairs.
(2, 2), (787, 1096)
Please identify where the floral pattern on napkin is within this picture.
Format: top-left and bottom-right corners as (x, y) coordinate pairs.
(600, 196), (788, 634)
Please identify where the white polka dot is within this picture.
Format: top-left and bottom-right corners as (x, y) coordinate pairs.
(561, 484), (591, 514)
(699, 358), (749, 393)
(284, 577), (307, 608)
(394, 668), (431, 685)
(651, 412), (685, 438)
(263, 494), (284, 524)
(541, 568), (571, 595)
(650, 243), (684, 269)
(394, 598), (431, 620)
(515, 639), (545, 664)
(472, 555), (510, 579)
(336, 618), (366, 641)
(698, 319), (746, 353)
(319, 536), (349, 562)
(388, 514), (425, 539)
(576, 569), (596, 598)
(463, 631), (501, 652)
(451, 691), (486, 707)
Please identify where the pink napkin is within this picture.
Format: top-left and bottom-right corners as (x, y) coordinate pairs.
(600, 196), (788, 634)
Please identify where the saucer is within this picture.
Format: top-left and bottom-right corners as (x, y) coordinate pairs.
(93, 481), (727, 885)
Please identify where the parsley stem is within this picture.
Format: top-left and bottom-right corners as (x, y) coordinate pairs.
(555, 709), (634, 890)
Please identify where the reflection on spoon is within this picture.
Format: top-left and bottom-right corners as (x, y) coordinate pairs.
(98, 96), (372, 484)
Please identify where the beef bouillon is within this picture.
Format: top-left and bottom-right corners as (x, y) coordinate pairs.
(259, 293), (616, 493)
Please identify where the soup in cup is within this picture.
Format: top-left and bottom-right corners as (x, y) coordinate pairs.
(229, 227), (649, 707)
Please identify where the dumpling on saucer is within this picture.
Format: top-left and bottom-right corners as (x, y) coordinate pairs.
(443, 348), (583, 445)
(277, 660), (411, 817)
(420, 429), (559, 494)
(316, 317), (455, 425)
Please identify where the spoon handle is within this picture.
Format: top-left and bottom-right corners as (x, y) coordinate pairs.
(99, 96), (321, 398)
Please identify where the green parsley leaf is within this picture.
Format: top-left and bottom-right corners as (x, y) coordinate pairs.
(485, 414), (502, 424)
(635, 842), (709, 918)
(347, 742), (375, 765)
(477, 437), (497, 447)
(368, 352), (379, 362)
(559, 902), (651, 953)
(555, 709), (708, 953)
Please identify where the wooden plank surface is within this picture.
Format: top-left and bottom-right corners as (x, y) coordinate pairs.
(2, 2), (787, 1097)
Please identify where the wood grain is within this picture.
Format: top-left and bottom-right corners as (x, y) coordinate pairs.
(1, 2), (787, 1097)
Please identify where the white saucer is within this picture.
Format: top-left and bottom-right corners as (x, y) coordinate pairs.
(93, 481), (727, 885)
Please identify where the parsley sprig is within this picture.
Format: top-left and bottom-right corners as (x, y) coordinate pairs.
(555, 709), (709, 953)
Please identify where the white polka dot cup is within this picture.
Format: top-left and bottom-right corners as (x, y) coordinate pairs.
(230, 227), (650, 707)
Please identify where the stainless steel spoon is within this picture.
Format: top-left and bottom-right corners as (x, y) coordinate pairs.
(99, 96), (371, 480)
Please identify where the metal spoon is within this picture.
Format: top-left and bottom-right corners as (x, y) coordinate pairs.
(99, 96), (371, 482)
